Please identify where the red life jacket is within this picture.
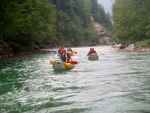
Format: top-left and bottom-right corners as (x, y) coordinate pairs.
(89, 50), (96, 55)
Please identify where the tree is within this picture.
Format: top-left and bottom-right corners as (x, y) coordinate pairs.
(112, 0), (150, 44)
(0, 0), (31, 39)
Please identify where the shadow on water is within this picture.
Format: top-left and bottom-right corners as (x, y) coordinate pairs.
(53, 68), (74, 74)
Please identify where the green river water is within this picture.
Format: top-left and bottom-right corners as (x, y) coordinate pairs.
(0, 46), (150, 113)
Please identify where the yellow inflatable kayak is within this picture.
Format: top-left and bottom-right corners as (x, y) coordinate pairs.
(50, 60), (75, 70)
(88, 53), (99, 60)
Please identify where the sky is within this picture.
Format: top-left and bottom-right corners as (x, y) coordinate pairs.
(97, 0), (114, 14)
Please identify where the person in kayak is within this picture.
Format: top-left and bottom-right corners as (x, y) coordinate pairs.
(60, 49), (72, 62)
(86, 48), (97, 56)
(58, 46), (64, 56)
(67, 48), (74, 55)
(66, 49), (72, 61)
(68, 48), (73, 53)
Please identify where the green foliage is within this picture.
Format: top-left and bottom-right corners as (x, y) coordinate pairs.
(53, 0), (97, 46)
(73, 0), (91, 27)
(112, 0), (150, 45)
(90, 0), (112, 30)
(146, 13), (150, 38)
(0, 0), (57, 52)
(136, 39), (150, 47)
(0, 0), (112, 54)
(27, 0), (56, 38)
(0, 0), (31, 38)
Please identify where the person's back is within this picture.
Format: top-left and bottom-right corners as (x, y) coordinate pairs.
(91, 50), (96, 54)
(60, 54), (66, 62)
(60, 49), (67, 62)
(88, 48), (97, 56)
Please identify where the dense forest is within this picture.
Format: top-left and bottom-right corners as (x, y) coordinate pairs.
(0, 0), (112, 56)
(112, 0), (150, 46)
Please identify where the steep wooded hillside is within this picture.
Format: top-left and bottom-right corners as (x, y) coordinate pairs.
(0, 0), (112, 57)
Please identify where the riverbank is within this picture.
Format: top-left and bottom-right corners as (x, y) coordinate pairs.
(0, 51), (39, 59)
(113, 44), (150, 52)
(0, 48), (59, 59)
(1, 44), (150, 59)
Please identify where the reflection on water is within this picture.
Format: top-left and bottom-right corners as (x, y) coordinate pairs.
(0, 46), (150, 113)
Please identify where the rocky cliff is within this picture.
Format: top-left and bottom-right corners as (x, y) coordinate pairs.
(91, 17), (112, 45)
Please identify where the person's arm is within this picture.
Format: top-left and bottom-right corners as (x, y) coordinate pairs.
(69, 54), (72, 61)
(65, 54), (68, 62)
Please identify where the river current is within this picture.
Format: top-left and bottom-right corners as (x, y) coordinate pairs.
(0, 46), (150, 113)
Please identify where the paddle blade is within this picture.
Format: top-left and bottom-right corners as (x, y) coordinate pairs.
(50, 60), (55, 65)
(73, 50), (77, 54)
(70, 60), (78, 64)
(74, 52), (77, 54)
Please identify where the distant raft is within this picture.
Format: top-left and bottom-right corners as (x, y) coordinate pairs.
(88, 53), (99, 60)
(50, 59), (76, 70)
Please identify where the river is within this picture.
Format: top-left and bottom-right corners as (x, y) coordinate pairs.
(0, 46), (150, 113)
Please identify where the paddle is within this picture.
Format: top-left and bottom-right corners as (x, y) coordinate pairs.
(73, 51), (77, 54)
(69, 60), (78, 64)
(72, 50), (77, 54)
(85, 54), (89, 58)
